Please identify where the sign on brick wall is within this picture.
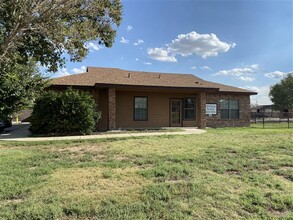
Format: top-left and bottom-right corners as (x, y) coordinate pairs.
(206, 104), (217, 115)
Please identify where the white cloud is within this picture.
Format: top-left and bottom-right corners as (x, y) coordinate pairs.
(242, 85), (272, 105)
(120, 37), (129, 44)
(72, 66), (86, 74)
(127, 25), (133, 31)
(135, 58), (139, 61)
(169, 32), (236, 58)
(85, 42), (101, 51)
(147, 31), (236, 62)
(215, 64), (258, 81)
(200, 66), (212, 70)
(52, 68), (70, 78)
(264, 71), (288, 79)
(239, 76), (254, 82)
(147, 47), (177, 62)
(250, 64), (259, 69)
(143, 62), (152, 65)
(134, 39), (144, 46)
(191, 66), (197, 70)
(52, 66), (87, 78)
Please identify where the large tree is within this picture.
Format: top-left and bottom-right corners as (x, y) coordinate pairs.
(0, 0), (122, 119)
(269, 73), (293, 111)
(0, 0), (122, 72)
(0, 55), (47, 119)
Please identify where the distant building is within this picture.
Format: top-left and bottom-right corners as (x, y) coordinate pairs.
(251, 105), (292, 118)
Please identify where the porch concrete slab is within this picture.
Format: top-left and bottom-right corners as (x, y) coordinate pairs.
(0, 125), (206, 142)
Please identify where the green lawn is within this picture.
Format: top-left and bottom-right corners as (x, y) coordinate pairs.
(0, 128), (292, 219)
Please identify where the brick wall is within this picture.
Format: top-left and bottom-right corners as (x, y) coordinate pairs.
(108, 88), (116, 130)
(198, 92), (207, 128)
(205, 93), (251, 127)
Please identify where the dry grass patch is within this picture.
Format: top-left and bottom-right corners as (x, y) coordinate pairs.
(0, 198), (23, 206)
(279, 166), (293, 171)
(36, 166), (150, 203)
(55, 144), (108, 153)
(49, 143), (110, 161)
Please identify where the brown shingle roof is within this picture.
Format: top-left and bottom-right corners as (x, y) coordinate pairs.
(50, 67), (257, 94)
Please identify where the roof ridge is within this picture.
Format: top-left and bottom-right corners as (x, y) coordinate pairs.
(87, 66), (122, 72)
(87, 66), (199, 77)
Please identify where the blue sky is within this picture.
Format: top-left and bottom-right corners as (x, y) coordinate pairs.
(52, 0), (292, 105)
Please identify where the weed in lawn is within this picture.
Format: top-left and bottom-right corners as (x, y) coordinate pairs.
(102, 169), (113, 178)
(241, 189), (266, 214)
(138, 163), (193, 182)
(241, 172), (285, 190)
(241, 189), (293, 218)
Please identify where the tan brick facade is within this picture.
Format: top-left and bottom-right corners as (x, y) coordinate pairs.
(205, 93), (251, 127)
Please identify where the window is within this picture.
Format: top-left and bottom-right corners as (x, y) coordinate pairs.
(184, 98), (196, 120)
(134, 97), (148, 121)
(220, 99), (239, 119)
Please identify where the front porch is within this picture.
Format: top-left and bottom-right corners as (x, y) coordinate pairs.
(94, 87), (208, 131)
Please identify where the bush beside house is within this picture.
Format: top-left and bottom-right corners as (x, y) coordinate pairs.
(29, 89), (100, 135)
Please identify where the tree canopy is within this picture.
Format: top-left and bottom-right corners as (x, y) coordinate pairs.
(269, 73), (293, 111)
(0, 56), (47, 119)
(0, 0), (122, 72)
(0, 0), (122, 119)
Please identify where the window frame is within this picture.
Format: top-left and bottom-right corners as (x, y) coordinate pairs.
(183, 98), (196, 120)
(133, 96), (148, 121)
(220, 99), (239, 119)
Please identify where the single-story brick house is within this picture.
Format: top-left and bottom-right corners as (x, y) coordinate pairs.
(50, 67), (257, 130)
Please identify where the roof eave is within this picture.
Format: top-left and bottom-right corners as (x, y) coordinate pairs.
(48, 84), (94, 89)
(217, 91), (258, 95)
(94, 83), (220, 91)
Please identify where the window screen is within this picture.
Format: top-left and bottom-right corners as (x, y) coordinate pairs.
(184, 98), (195, 120)
(220, 99), (239, 119)
(134, 97), (148, 121)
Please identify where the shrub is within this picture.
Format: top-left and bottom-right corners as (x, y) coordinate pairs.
(30, 89), (100, 135)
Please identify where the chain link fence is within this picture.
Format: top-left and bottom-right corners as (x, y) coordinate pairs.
(250, 111), (293, 128)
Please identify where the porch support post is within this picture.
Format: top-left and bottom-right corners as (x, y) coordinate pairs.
(108, 88), (116, 130)
(198, 92), (206, 129)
